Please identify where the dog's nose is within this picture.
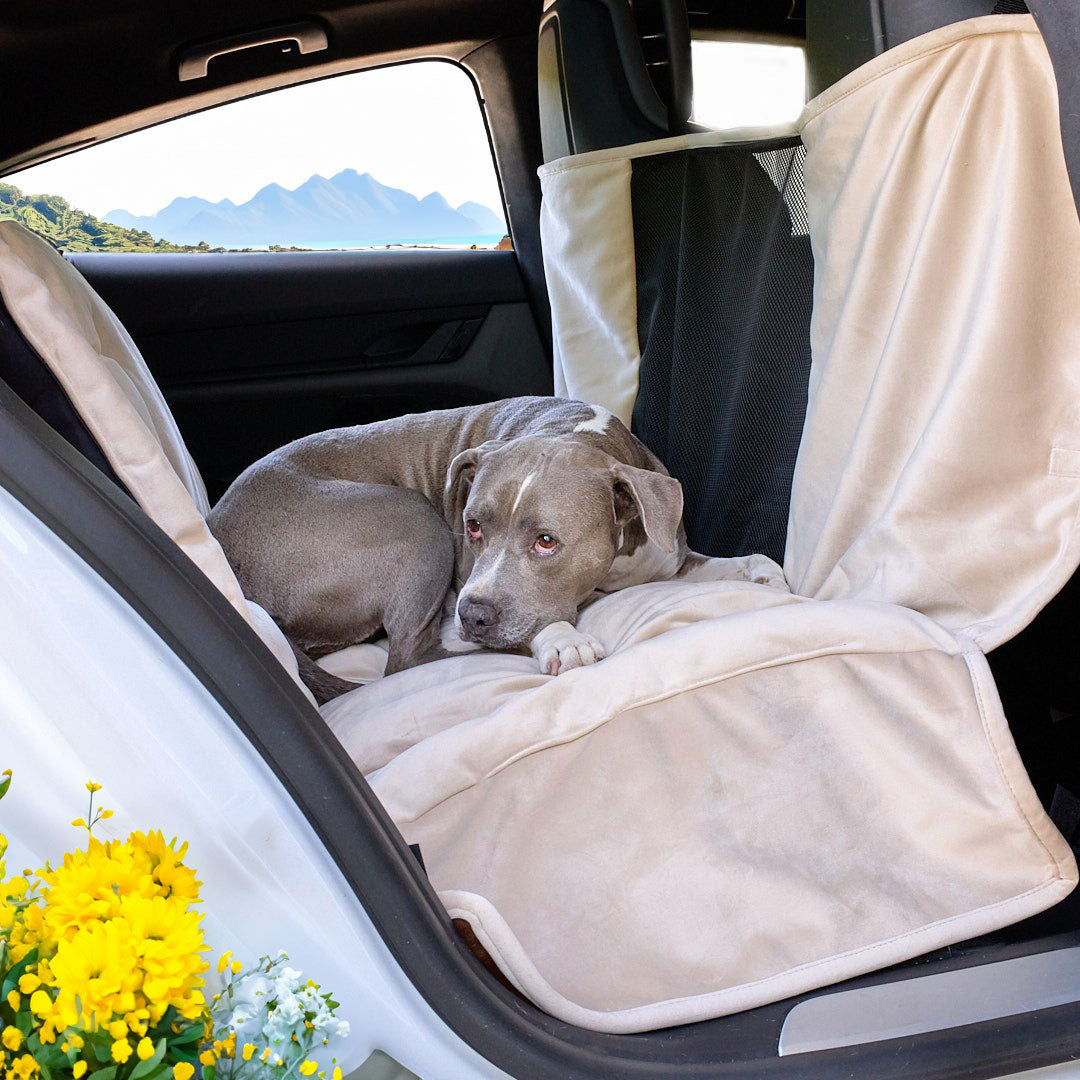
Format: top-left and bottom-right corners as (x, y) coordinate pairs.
(459, 597), (499, 637)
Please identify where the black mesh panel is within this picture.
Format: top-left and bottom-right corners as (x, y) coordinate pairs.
(630, 139), (813, 562)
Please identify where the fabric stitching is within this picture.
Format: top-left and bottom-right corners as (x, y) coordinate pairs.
(447, 876), (1066, 1023)
(964, 652), (1061, 872)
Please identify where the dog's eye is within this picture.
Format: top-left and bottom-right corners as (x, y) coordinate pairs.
(466, 518), (483, 540)
(534, 533), (559, 554)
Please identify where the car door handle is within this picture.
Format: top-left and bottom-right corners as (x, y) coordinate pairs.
(178, 21), (329, 81)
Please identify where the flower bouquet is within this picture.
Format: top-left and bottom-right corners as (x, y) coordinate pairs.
(0, 772), (347, 1080)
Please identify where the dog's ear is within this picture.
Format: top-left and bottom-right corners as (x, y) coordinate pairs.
(445, 446), (481, 500)
(610, 464), (684, 553)
(444, 440), (506, 505)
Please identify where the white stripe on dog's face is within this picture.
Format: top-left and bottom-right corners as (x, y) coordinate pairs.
(572, 406), (613, 435)
(510, 470), (536, 514)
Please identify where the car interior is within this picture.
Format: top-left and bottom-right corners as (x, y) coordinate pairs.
(1, 0), (1080, 1077)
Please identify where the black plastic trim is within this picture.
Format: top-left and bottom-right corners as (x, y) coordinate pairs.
(69, 250), (526, 335)
(4, 379), (1080, 1077)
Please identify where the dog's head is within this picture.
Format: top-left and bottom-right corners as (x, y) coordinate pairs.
(444, 435), (683, 648)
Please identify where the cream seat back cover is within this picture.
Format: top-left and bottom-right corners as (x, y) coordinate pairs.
(0, 222), (314, 702)
(324, 15), (1080, 1033)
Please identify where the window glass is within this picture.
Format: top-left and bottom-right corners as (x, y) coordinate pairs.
(0, 61), (508, 253)
(690, 40), (806, 130)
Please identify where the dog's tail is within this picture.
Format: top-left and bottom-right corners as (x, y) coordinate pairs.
(288, 641), (361, 705)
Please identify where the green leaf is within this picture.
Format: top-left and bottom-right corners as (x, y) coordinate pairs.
(91, 1065), (118, 1080)
(1, 947), (39, 1001)
(166, 1026), (203, 1048)
(16, 1010), (32, 1036)
(132, 1063), (168, 1080)
(33, 1040), (69, 1069)
(85, 1031), (112, 1064)
(203, 1065), (216, 1080)
(129, 1039), (166, 1080)
(0, 770), (11, 800)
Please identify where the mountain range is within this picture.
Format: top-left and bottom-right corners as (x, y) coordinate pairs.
(104, 169), (507, 248)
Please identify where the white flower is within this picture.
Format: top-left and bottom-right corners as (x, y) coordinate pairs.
(231, 972), (273, 1007)
(273, 996), (302, 1029)
(208, 953), (349, 1080)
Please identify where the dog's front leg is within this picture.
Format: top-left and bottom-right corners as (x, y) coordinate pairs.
(677, 551), (789, 590)
(530, 622), (606, 676)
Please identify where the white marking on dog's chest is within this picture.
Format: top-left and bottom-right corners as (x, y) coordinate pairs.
(572, 407), (614, 435)
(600, 539), (682, 592)
(511, 471), (537, 514)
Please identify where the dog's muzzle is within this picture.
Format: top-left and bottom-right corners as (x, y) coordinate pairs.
(457, 596), (500, 643)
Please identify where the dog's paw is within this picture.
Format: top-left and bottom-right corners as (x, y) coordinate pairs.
(744, 554), (789, 590)
(530, 621), (606, 676)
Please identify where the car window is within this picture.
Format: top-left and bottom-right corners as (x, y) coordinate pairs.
(690, 39), (806, 130)
(0, 60), (508, 253)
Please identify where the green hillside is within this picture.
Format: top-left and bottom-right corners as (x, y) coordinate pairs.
(0, 182), (222, 253)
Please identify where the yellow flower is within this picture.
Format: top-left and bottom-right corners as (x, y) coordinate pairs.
(11, 1055), (39, 1080)
(2, 1027), (24, 1052)
(3, 895), (50, 968)
(108, 1020), (128, 1041)
(49, 916), (140, 1028)
(17, 973), (41, 994)
(299, 1062), (318, 1076)
(242, 1044), (256, 1062)
(6, 990), (19, 1010)
(127, 832), (201, 904)
(217, 951), (232, 974)
(119, 894), (208, 1018)
(199, 1051), (216, 1067)
(73, 1063), (87, 1079)
(68, 1035), (84, 1050)
(333, 1068), (342, 1080)
(29, 989), (53, 1017)
(86, 782), (102, 793)
(173, 1066), (194, 1080)
(136, 1037), (155, 1061)
(125, 1010), (150, 1037)
(70, 819), (86, 829)
(111, 1039), (133, 1064)
(100, 810), (114, 820)
(38, 838), (141, 939)
(231, 961), (242, 975)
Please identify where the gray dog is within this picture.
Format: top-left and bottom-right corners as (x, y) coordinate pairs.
(209, 397), (785, 702)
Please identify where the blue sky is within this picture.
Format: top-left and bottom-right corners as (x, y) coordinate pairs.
(6, 61), (505, 220)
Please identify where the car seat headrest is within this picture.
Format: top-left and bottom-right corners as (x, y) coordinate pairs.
(539, 0), (693, 161)
(805, 0), (1020, 97)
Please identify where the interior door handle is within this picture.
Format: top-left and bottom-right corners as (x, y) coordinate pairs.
(178, 21), (329, 81)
